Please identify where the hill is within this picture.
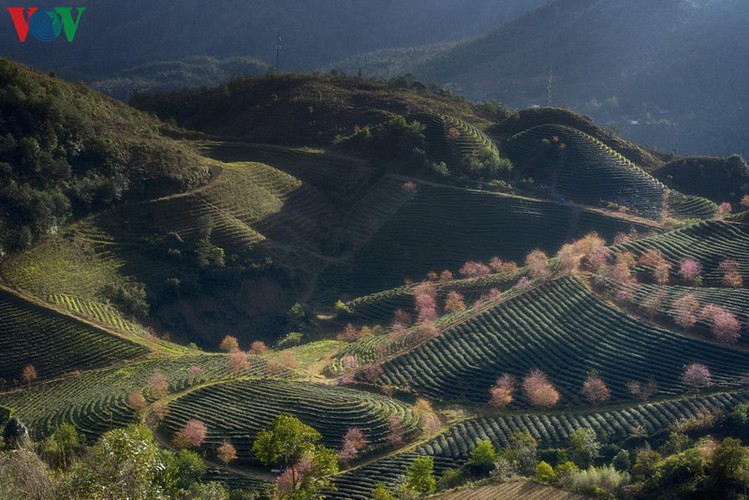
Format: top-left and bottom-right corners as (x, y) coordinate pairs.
(387, 0), (749, 160)
(0, 58), (212, 253)
(131, 73), (490, 146)
(91, 56), (270, 101)
(0, 0), (548, 82)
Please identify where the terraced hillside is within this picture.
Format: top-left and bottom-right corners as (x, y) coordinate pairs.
(0, 354), (289, 442)
(376, 277), (749, 404)
(330, 390), (749, 498)
(0, 289), (148, 383)
(434, 481), (585, 500)
(620, 283), (749, 344)
(615, 220), (749, 286)
(159, 379), (420, 463)
(505, 124), (679, 219)
(413, 112), (499, 170)
(318, 182), (654, 299)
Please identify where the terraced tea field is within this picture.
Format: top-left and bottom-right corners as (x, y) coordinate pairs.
(0, 290), (148, 383)
(434, 481), (585, 500)
(616, 220), (749, 286)
(160, 379), (420, 463)
(329, 391), (749, 498)
(413, 112), (498, 169)
(318, 183), (652, 298)
(377, 277), (749, 404)
(0, 354), (289, 442)
(505, 124), (673, 219)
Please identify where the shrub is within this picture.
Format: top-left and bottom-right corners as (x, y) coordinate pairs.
(535, 461), (556, 483)
(612, 450), (631, 472)
(406, 457), (435, 495)
(466, 440), (497, 474)
(561, 465), (630, 496)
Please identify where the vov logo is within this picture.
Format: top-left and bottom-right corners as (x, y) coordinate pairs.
(7, 7), (86, 43)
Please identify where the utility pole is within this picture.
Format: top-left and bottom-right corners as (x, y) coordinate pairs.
(276, 32), (282, 73)
(546, 65), (553, 107)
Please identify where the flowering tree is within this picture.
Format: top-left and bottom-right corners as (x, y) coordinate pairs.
(394, 309), (412, 325)
(228, 350), (249, 372)
(387, 416), (404, 445)
(337, 324), (361, 342)
(357, 364), (384, 383)
(641, 289), (667, 317)
(581, 373), (611, 405)
(281, 352), (299, 370)
(414, 398), (441, 435)
(712, 310), (742, 344)
(525, 250), (551, 281)
(719, 202), (732, 214)
(719, 259), (743, 288)
(250, 341), (268, 355)
(340, 355), (358, 371)
(443, 291), (466, 314)
(515, 276), (533, 292)
(145, 403), (169, 428)
(489, 374), (516, 408)
(671, 294), (700, 329)
(127, 391), (146, 411)
(489, 257), (518, 274)
(626, 379), (658, 401)
(172, 419), (208, 449)
(459, 261), (492, 278)
(679, 258), (703, 284)
(522, 369), (560, 408)
(439, 270), (454, 281)
(638, 249), (671, 284)
(147, 371), (169, 399)
(187, 365), (203, 377)
(217, 440), (237, 464)
(556, 244), (580, 273)
(339, 428), (367, 461)
(219, 335), (240, 353)
(401, 181), (418, 193)
(681, 363), (712, 389)
(414, 283), (439, 323)
(21, 364), (37, 385)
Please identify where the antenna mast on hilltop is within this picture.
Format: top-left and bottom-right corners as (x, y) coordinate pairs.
(546, 65), (554, 107)
(276, 32), (282, 73)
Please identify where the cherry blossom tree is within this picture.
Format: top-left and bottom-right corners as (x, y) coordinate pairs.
(147, 371), (169, 399)
(219, 335), (240, 353)
(443, 291), (466, 314)
(250, 341), (268, 355)
(671, 294), (700, 328)
(127, 391), (146, 411)
(217, 440), (237, 464)
(526, 250), (551, 280)
(522, 369), (560, 408)
(228, 350), (249, 372)
(414, 283), (439, 323)
(719, 259), (743, 288)
(581, 373), (611, 405)
(339, 428), (367, 461)
(459, 261), (492, 278)
(681, 363), (712, 389)
(172, 419), (208, 449)
(489, 374), (516, 408)
(679, 258), (703, 284)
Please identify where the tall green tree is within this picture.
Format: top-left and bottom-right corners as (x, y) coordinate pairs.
(253, 414), (338, 499)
